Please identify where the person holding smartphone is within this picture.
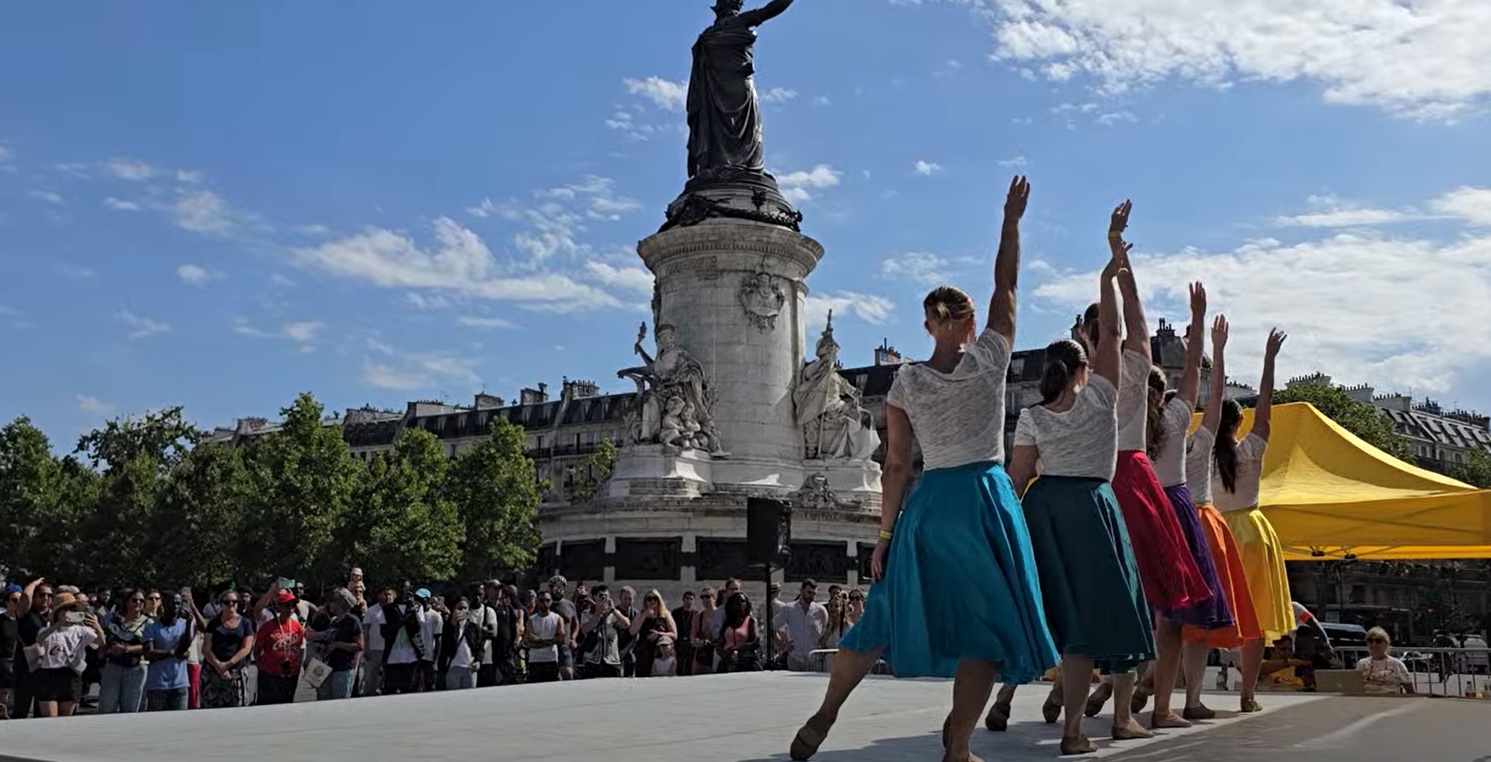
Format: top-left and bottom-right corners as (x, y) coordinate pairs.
(32, 592), (104, 717)
(579, 586), (631, 679)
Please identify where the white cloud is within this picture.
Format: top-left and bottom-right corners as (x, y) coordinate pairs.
(469, 175), (640, 264)
(76, 395), (115, 416)
(175, 169), (204, 184)
(998, 155), (1029, 167)
(813, 95), (833, 106)
(960, 0), (1491, 120)
(104, 197), (141, 211)
(1431, 187), (1491, 226)
(584, 260), (654, 296)
(1032, 189), (1491, 395)
(777, 164), (842, 203)
(234, 319), (324, 352)
(175, 264), (223, 285)
(879, 252), (964, 286)
(118, 310), (170, 339)
(913, 160), (943, 176)
(456, 316), (517, 329)
(0, 143), (11, 161)
(759, 87), (799, 104)
(604, 110), (658, 141)
(28, 190), (64, 205)
(55, 263), (95, 279)
(293, 217), (624, 311)
(105, 158), (156, 181)
(362, 338), (479, 391)
(173, 190), (241, 236)
(804, 291), (896, 330)
(623, 76), (687, 110)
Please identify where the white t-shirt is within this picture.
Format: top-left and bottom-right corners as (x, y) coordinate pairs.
(449, 628), (475, 671)
(385, 605), (418, 665)
(418, 607), (443, 662)
(1186, 426), (1216, 505)
(651, 655), (676, 676)
(1213, 432), (1267, 512)
(1014, 375), (1119, 480)
(36, 624), (99, 670)
(527, 612), (561, 664)
(1357, 656), (1411, 693)
(363, 606), (386, 652)
(885, 329), (1012, 469)
(1114, 350), (1153, 453)
(1152, 398), (1193, 487)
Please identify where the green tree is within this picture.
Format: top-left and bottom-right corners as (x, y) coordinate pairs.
(151, 442), (248, 588)
(1421, 578), (1470, 635)
(71, 407), (203, 586)
(448, 418), (542, 580)
(1274, 383), (1415, 461)
(342, 429), (463, 583)
(240, 393), (363, 581)
(0, 418), (65, 576)
(1451, 448), (1491, 489)
(563, 437), (617, 503)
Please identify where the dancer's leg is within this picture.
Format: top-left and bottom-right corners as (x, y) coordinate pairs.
(791, 648), (881, 761)
(1239, 638), (1265, 709)
(1083, 672), (1112, 717)
(1150, 619), (1189, 725)
(983, 683), (1018, 731)
(1044, 662), (1066, 724)
(1109, 671), (1152, 739)
(1060, 656), (1092, 739)
(1181, 641), (1213, 715)
(946, 659), (997, 760)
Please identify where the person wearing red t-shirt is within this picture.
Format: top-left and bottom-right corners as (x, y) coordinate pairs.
(253, 590), (305, 705)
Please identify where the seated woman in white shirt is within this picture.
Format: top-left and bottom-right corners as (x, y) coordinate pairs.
(1357, 627), (1414, 695)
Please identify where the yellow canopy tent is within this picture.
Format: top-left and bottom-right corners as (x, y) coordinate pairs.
(1190, 402), (1491, 560)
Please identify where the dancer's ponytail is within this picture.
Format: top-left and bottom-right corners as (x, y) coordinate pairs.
(1214, 398), (1243, 493)
(1145, 366), (1167, 460)
(1039, 339), (1087, 406)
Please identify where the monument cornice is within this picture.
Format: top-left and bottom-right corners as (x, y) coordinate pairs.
(638, 224), (824, 277)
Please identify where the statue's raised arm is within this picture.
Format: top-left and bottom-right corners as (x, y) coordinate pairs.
(737, 0), (796, 27)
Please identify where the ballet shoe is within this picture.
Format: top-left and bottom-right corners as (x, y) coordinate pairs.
(1060, 735), (1097, 755)
(1111, 719), (1153, 741)
(789, 713), (834, 761)
(1083, 681), (1112, 718)
(1041, 696), (1062, 724)
(984, 701), (1011, 732)
(1149, 710), (1192, 730)
(1182, 704), (1215, 721)
(1240, 697), (1263, 713)
(1129, 686), (1151, 714)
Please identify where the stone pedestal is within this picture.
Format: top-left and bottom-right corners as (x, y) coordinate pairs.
(637, 220), (822, 486)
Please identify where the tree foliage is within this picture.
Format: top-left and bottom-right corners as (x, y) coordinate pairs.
(448, 419), (543, 580)
(0, 393), (543, 591)
(563, 437), (617, 503)
(1274, 383), (1415, 461)
(1451, 448), (1491, 489)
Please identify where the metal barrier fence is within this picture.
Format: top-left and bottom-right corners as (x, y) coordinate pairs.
(1331, 646), (1489, 697)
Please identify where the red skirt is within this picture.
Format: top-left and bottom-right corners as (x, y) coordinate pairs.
(1111, 451), (1212, 613)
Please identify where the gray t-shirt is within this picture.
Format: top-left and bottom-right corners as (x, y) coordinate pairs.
(1115, 350), (1153, 452)
(884, 328), (1012, 469)
(1014, 374), (1119, 480)
(1186, 426), (1215, 504)
(583, 612), (623, 666)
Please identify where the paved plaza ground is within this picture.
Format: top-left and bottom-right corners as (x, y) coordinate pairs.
(4, 671), (1487, 762)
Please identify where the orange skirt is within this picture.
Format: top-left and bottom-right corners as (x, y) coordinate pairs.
(1182, 502), (1261, 648)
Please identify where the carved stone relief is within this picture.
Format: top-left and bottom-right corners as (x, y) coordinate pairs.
(738, 266), (787, 332)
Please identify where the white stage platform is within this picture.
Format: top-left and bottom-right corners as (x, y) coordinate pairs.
(1, 673), (1326, 762)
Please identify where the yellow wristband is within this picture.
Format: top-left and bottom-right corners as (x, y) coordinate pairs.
(878, 529), (893, 541)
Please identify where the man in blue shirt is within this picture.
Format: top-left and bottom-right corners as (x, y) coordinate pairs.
(143, 593), (193, 711)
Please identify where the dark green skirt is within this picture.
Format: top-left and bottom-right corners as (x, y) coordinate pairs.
(1022, 475), (1155, 671)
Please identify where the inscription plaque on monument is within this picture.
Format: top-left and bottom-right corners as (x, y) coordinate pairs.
(614, 537), (684, 581)
(696, 537), (756, 581)
(558, 539), (606, 583)
(786, 540), (848, 583)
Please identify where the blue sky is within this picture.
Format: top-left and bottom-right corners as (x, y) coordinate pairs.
(3, 0), (1491, 446)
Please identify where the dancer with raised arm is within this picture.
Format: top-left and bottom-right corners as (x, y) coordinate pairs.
(1077, 204), (1211, 725)
(1184, 316), (1261, 712)
(1004, 208), (1155, 755)
(1145, 284), (1233, 724)
(788, 177), (1057, 762)
(1213, 327), (1291, 713)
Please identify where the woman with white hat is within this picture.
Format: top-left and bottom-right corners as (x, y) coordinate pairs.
(31, 592), (104, 717)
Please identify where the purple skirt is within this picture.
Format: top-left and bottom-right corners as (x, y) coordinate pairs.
(1159, 484), (1234, 629)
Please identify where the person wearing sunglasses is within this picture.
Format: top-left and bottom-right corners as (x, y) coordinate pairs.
(202, 591), (255, 708)
(97, 588), (151, 714)
(1356, 628), (1414, 695)
(9, 578), (52, 719)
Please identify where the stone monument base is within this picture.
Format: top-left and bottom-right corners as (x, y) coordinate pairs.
(603, 444), (714, 500)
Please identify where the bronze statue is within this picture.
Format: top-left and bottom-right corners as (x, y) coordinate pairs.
(686, 0), (796, 183)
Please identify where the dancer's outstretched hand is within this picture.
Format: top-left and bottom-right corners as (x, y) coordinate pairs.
(1266, 328), (1287, 359)
(1189, 282), (1206, 318)
(1212, 315), (1229, 350)
(1108, 200), (1132, 240)
(1004, 175), (1030, 221)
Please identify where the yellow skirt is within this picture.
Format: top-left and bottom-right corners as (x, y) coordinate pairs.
(1222, 506), (1295, 642)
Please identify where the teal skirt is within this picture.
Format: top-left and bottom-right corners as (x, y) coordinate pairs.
(839, 461), (1058, 683)
(1022, 476), (1155, 671)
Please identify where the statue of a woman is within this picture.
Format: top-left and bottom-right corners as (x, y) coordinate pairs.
(686, 0), (796, 183)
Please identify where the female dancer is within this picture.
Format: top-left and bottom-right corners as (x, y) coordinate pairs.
(1182, 317), (1262, 710)
(1213, 327), (1290, 712)
(789, 176), (1058, 762)
(1007, 212), (1155, 755)
(1078, 205), (1211, 726)
(1143, 283), (1233, 723)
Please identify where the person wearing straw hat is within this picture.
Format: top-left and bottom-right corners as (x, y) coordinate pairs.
(31, 592), (104, 717)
